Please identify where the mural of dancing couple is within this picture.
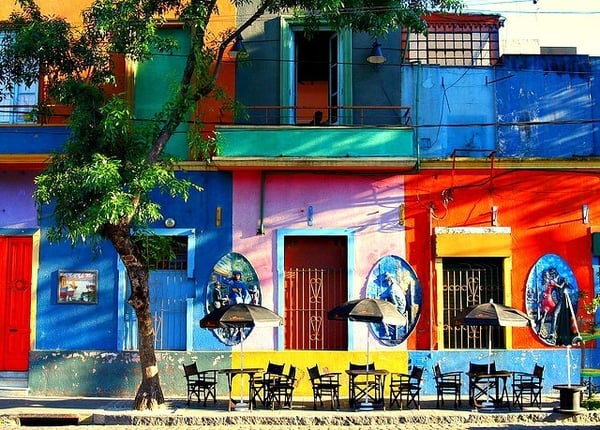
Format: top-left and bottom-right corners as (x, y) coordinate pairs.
(526, 253), (581, 346)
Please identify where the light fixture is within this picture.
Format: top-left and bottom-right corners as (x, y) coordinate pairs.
(215, 206), (222, 227)
(583, 204), (589, 224)
(398, 203), (405, 226)
(491, 206), (498, 226)
(165, 218), (176, 228)
(367, 40), (386, 64)
(229, 35), (246, 59)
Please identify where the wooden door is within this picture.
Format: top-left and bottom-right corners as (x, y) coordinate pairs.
(284, 236), (347, 350)
(0, 236), (32, 371)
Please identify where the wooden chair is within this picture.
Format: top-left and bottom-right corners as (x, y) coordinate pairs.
(512, 364), (544, 410)
(389, 366), (423, 409)
(433, 362), (462, 408)
(348, 362), (377, 408)
(307, 364), (341, 410)
(467, 361), (496, 407)
(266, 365), (297, 409)
(251, 361), (285, 407)
(182, 362), (217, 406)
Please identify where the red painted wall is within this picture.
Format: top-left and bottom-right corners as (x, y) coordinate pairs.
(405, 169), (597, 350)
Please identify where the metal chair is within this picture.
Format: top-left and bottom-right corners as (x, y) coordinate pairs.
(182, 362), (218, 406)
(307, 364), (341, 410)
(251, 361), (285, 407)
(512, 364), (544, 409)
(433, 362), (462, 408)
(389, 366), (423, 409)
(266, 365), (297, 409)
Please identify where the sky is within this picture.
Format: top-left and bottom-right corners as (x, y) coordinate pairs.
(462, 0), (600, 55)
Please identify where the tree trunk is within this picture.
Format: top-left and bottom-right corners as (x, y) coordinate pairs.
(105, 223), (165, 411)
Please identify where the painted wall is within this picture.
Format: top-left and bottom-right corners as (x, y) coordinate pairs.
(229, 171), (408, 354)
(404, 169), (596, 351)
(34, 171), (233, 352)
(0, 171), (38, 229)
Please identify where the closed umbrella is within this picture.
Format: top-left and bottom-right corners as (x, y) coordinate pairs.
(457, 299), (534, 409)
(328, 298), (407, 410)
(200, 304), (282, 410)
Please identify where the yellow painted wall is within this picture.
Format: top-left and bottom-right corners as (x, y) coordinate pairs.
(232, 350), (409, 398)
(0, 1), (91, 23)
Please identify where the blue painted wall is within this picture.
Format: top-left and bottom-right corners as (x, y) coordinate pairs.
(34, 170), (233, 352)
(0, 126), (70, 154)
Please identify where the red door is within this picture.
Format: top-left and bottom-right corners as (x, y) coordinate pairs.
(0, 236), (32, 371)
(284, 236), (348, 350)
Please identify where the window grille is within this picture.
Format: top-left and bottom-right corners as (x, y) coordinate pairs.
(442, 257), (505, 349)
(402, 14), (502, 66)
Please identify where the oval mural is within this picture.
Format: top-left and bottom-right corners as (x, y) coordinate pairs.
(206, 252), (261, 346)
(525, 253), (579, 346)
(366, 255), (422, 346)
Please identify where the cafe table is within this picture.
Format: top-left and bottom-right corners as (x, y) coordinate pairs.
(219, 367), (263, 411)
(467, 370), (512, 410)
(345, 368), (389, 410)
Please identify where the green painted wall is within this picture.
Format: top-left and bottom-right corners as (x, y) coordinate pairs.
(217, 126), (415, 157)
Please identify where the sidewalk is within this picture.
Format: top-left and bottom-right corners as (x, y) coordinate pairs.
(1, 395), (600, 428)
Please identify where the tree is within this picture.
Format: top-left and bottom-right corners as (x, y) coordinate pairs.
(0, 0), (462, 410)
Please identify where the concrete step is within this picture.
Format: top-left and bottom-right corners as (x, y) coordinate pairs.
(0, 371), (28, 397)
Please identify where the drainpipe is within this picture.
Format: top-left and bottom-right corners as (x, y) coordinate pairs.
(257, 171), (266, 235)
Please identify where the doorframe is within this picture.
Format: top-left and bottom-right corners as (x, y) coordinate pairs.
(276, 228), (355, 351)
(116, 228), (196, 351)
(0, 228), (39, 370)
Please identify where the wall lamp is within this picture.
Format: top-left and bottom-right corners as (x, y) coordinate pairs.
(367, 40), (386, 65)
(491, 206), (498, 226)
(583, 204), (589, 224)
(229, 35), (247, 59)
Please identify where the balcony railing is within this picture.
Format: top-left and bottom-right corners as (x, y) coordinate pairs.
(235, 105), (411, 127)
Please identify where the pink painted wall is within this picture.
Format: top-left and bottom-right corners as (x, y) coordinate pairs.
(232, 171), (406, 351)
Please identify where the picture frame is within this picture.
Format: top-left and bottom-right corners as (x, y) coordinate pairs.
(57, 270), (98, 304)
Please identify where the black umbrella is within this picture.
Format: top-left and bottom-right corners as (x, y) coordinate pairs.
(200, 304), (282, 409)
(457, 299), (533, 408)
(328, 298), (407, 410)
(554, 292), (582, 386)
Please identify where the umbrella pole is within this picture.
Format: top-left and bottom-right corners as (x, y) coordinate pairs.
(235, 329), (249, 411)
(480, 326), (494, 410)
(359, 326), (374, 411)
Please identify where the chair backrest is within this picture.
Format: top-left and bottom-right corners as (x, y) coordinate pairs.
(267, 361), (285, 375)
(410, 366), (424, 382)
(433, 363), (442, 379)
(183, 362), (199, 379)
(533, 364), (544, 379)
(307, 365), (320, 383)
(288, 365), (297, 382)
(469, 361), (495, 374)
(349, 362), (376, 371)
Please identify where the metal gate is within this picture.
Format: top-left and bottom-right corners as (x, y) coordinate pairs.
(284, 267), (346, 350)
(442, 258), (504, 350)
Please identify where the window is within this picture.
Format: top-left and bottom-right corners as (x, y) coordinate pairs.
(0, 32), (38, 124)
(442, 257), (505, 349)
(402, 13), (502, 66)
(280, 19), (352, 125)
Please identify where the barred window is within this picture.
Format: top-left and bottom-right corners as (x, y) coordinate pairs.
(402, 13), (502, 66)
(442, 257), (505, 350)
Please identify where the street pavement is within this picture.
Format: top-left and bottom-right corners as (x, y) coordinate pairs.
(1, 395), (600, 429)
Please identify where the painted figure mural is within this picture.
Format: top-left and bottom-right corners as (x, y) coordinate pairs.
(366, 255), (422, 346)
(206, 252), (261, 345)
(526, 254), (579, 346)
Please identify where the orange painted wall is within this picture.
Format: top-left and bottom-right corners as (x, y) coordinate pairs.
(404, 168), (597, 350)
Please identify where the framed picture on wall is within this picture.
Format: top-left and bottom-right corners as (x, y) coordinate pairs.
(57, 270), (98, 304)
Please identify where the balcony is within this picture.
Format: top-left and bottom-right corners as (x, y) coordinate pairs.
(210, 106), (418, 172)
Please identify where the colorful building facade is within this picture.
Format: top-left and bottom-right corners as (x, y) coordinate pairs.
(1, 1), (600, 401)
